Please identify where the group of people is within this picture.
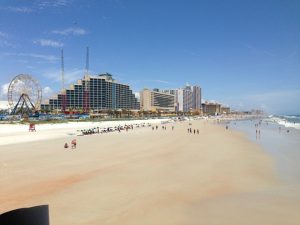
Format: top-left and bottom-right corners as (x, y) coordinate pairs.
(254, 120), (293, 140)
(80, 127), (100, 135)
(278, 126), (290, 133)
(152, 125), (175, 131)
(68, 121), (177, 149)
(188, 128), (199, 135)
(152, 125), (159, 130)
(79, 123), (153, 136)
(64, 139), (77, 149)
(254, 122), (262, 139)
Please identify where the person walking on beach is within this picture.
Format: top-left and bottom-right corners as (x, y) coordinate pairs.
(197, 129), (199, 134)
(71, 139), (77, 149)
(194, 129), (196, 134)
(172, 126), (174, 131)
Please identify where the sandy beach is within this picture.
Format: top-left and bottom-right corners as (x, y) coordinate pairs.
(1, 119), (300, 224)
(0, 119), (169, 146)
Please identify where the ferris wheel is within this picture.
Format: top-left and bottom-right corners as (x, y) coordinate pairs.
(7, 74), (42, 115)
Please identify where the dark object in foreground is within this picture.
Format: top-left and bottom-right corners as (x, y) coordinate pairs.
(0, 205), (49, 225)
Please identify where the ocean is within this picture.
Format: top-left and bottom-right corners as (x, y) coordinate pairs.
(229, 117), (300, 185)
(265, 115), (300, 130)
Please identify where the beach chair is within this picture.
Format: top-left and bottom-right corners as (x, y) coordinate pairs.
(29, 123), (36, 132)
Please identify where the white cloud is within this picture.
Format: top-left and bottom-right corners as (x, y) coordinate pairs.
(0, 6), (33, 13)
(42, 86), (54, 98)
(149, 79), (171, 84)
(0, 83), (9, 100)
(1, 1), (72, 14)
(0, 32), (16, 48)
(0, 100), (9, 110)
(37, 0), (72, 9)
(52, 27), (87, 36)
(207, 99), (217, 104)
(34, 39), (64, 48)
(3, 52), (59, 62)
(6, 6), (33, 13)
(0, 40), (15, 48)
(134, 92), (140, 100)
(42, 68), (85, 84)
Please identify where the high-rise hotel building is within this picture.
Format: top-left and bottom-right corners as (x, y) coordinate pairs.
(177, 88), (193, 112)
(164, 84), (201, 112)
(192, 85), (201, 110)
(41, 73), (139, 111)
(140, 88), (175, 112)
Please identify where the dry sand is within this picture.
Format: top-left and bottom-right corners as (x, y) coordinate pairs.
(0, 119), (168, 146)
(0, 120), (299, 225)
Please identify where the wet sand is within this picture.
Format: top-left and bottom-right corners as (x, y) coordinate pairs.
(1, 120), (299, 224)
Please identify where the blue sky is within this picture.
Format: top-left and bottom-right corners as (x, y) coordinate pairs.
(0, 0), (299, 114)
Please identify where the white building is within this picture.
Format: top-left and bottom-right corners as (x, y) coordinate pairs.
(177, 88), (192, 112)
(164, 84), (201, 112)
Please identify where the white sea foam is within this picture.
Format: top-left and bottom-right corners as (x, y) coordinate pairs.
(265, 116), (300, 130)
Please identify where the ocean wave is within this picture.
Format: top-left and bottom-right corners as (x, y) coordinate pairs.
(281, 115), (300, 119)
(264, 116), (300, 130)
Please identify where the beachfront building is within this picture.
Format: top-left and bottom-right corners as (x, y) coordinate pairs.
(140, 88), (175, 112)
(164, 84), (201, 113)
(192, 85), (201, 110)
(163, 89), (176, 95)
(202, 102), (221, 115)
(41, 73), (139, 112)
(220, 106), (230, 114)
(177, 88), (193, 112)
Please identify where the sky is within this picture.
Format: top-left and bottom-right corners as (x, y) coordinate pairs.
(0, 0), (299, 114)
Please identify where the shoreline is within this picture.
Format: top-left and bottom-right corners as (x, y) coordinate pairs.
(228, 119), (300, 185)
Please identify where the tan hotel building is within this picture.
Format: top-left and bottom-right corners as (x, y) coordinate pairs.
(202, 102), (221, 115)
(140, 88), (175, 112)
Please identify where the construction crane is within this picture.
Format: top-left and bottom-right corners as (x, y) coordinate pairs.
(61, 49), (67, 113)
(83, 47), (90, 113)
